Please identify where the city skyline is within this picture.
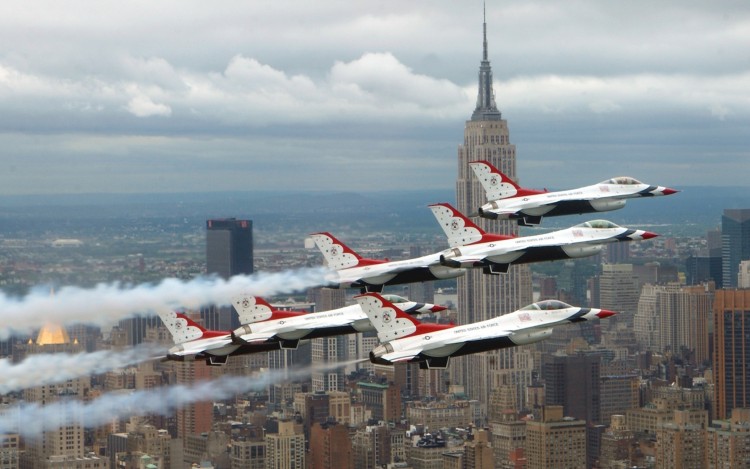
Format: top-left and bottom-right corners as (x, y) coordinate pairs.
(1, 1), (749, 196)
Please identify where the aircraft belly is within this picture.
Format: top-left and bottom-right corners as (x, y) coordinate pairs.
(506, 246), (569, 265)
(362, 273), (398, 285)
(518, 204), (554, 217)
(420, 343), (464, 358)
(384, 268), (440, 286)
(207, 344), (242, 356)
(450, 336), (516, 357)
(282, 325), (357, 340)
(541, 200), (597, 217)
(485, 251), (525, 264)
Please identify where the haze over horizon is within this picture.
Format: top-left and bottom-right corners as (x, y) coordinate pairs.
(1, 1), (748, 195)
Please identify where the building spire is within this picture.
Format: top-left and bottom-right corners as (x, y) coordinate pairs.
(472, 2), (502, 121)
(483, 2), (488, 62)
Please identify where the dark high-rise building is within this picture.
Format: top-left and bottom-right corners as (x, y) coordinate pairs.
(204, 218), (253, 330)
(714, 289), (750, 419)
(544, 353), (602, 425)
(206, 218), (253, 279)
(685, 255), (722, 287)
(454, 6), (532, 408)
(721, 209), (750, 288)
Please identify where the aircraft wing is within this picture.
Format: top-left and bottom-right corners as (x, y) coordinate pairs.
(441, 329), (513, 345)
(382, 349), (423, 363)
(235, 331), (278, 344)
(302, 316), (354, 328)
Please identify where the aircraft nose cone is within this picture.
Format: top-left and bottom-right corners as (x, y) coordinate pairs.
(431, 305), (448, 313)
(641, 231), (659, 240)
(662, 187), (679, 196)
(596, 309), (618, 319)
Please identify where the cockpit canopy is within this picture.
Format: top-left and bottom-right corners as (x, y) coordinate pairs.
(574, 220), (621, 229)
(382, 294), (408, 304)
(601, 176), (642, 185)
(520, 300), (572, 311)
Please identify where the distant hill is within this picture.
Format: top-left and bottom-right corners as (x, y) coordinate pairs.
(0, 186), (747, 237)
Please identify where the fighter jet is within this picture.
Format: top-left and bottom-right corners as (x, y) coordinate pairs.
(309, 232), (466, 292)
(357, 293), (616, 369)
(158, 309), (298, 366)
(430, 203), (658, 274)
(469, 160), (678, 225)
(231, 295), (446, 349)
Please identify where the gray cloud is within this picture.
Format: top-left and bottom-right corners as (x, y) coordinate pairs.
(0, 0), (748, 193)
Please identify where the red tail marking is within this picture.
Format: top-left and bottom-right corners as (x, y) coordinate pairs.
(310, 231), (388, 267)
(175, 312), (227, 338)
(360, 293), (454, 338)
(251, 297), (308, 321)
(471, 160), (546, 198)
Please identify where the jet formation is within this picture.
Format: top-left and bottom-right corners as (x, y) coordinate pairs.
(159, 169), (674, 367)
(159, 295), (444, 366)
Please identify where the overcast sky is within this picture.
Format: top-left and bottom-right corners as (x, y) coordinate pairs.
(1, 0), (748, 195)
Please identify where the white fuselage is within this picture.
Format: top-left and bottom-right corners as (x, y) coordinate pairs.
(168, 334), (239, 357)
(480, 181), (670, 221)
(380, 306), (602, 359)
(330, 252), (464, 289)
(235, 300), (435, 342)
(439, 223), (644, 267)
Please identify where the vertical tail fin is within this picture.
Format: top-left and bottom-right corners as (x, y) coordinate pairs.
(232, 295), (275, 324)
(469, 160), (521, 201)
(356, 293), (421, 341)
(429, 203), (486, 247)
(309, 232), (365, 269)
(157, 310), (207, 345)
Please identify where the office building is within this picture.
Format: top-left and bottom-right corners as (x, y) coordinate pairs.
(544, 353), (602, 425)
(173, 361), (213, 439)
(453, 9), (533, 407)
(599, 375), (640, 426)
(598, 264), (640, 329)
(721, 209), (750, 288)
(706, 407), (750, 467)
(714, 289), (750, 419)
(525, 406), (586, 469)
(309, 421), (353, 469)
(599, 415), (634, 468)
(655, 409), (707, 469)
(265, 420), (305, 469)
(204, 218), (253, 330)
(352, 425), (393, 469)
(464, 429), (494, 469)
(490, 418), (527, 469)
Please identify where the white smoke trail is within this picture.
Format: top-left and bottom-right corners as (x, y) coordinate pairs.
(0, 358), (368, 439)
(0, 344), (166, 394)
(0, 267), (331, 339)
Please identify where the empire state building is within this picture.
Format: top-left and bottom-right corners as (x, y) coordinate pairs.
(453, 12), (533, 409)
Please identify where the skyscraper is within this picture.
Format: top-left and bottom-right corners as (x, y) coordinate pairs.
(543, 353), (602, 425)
(206, 218), (253, 279)
(454, 7), (533, 408)
(204, 218), (253, 330)
(721, 209), (750, 288)
(714, 289), (750, 420)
